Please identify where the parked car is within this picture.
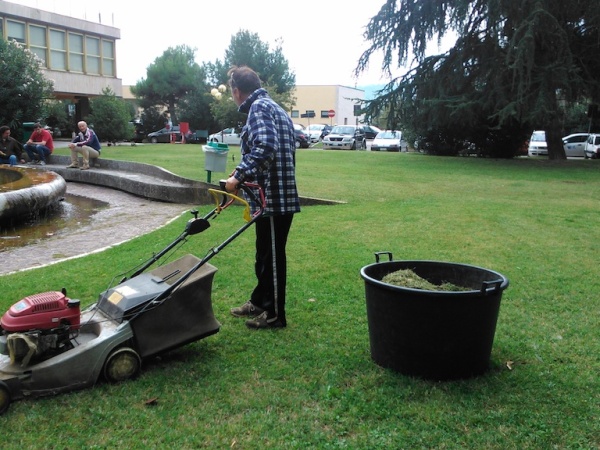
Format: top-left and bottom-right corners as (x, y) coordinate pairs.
(322, 125), (366, 150)
(147, 126), (181, 144)
(584, 133), (600, 159)
(208, 128), (241, 146)
(294, 128), (310, 149)
(528, 130), (548, 156)
(359, 125), (382, 140)
(562, 133), (588, 157)
(371, 130), (403, 152)
(305, 124), (327, 143)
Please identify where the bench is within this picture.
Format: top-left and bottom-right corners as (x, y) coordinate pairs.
(189, 130), (208, 144)
(25, 152), (99, 167)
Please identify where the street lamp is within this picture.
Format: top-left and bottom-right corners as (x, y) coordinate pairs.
(210, 84), (228, 143)
(210, 84), (227, 100)
(205, 84), (230, 183)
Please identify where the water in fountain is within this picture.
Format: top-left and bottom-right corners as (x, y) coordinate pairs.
(0, 165), (74, 250)
(0, 192), (109, 252)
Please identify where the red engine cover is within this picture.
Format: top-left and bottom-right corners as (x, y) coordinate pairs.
(1, 291), (81, 332)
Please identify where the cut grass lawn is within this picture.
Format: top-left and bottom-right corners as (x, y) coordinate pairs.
(1, 144), (599, 449)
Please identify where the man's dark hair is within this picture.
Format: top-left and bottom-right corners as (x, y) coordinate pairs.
(0, 126), (10, 135)
(228, 66), (262, 94)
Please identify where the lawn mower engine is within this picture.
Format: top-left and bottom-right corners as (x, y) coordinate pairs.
(0, 290), (81, 366)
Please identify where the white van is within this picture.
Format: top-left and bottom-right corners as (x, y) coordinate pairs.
(584, 134), (600, 159)
(528, 130), (547, 156)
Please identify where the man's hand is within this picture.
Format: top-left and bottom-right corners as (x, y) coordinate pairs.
(225, 176), (239, 193)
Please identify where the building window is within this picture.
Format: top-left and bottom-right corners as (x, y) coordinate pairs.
(7, 20), (25, 44)
(49, 29), (66, 70)
(291, 110), (299, 118)
(85, 36), (100, 74)
(68, 32), (84, 72)
(28, 24), (47, 65)
(102, 39), (115, 76)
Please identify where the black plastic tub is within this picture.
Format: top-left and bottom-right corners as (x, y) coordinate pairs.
(360, 253), (509, 380)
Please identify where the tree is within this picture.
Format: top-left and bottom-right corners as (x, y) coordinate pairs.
(131, 45), (203, 126)
(44, 100), (72, 138)
(140, 106), (168, 136)
(206, 31), (296, 95)
(88, 87), (134, 142)
(204, 30), (297, 130)
(177, 65), (217, 132)
(0, 39), (53, 139)
(357, 0), (600, 159)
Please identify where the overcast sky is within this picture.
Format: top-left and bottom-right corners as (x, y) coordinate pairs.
(10, 0), (409, 88)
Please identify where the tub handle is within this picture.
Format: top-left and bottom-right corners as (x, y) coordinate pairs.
(374, 252), (393, 263)
(481, 279), (503, 295)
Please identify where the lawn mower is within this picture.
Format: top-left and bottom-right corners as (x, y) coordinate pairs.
(0, 182), (264, 415)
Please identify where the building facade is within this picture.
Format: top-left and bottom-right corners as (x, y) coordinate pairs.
(1, 1), (364, 134)
(292, 85), (365, 128)
(0, 0), (121, 121)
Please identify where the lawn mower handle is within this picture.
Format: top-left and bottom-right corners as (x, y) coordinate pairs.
(124, 182), (265, 282)
(218, 179), (265, 213)
(128, 182), (266, 316)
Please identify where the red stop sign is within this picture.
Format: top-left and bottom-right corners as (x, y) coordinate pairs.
(328, 109), (335, 118)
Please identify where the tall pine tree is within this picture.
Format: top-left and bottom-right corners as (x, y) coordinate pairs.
(357, 0), (600, 158)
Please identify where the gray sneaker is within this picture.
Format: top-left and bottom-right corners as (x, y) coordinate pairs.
(39, 160), (46, 166)
(230, 301), (264, 318)
(245, 311), (285, 329)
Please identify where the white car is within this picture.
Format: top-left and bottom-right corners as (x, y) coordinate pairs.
(305, 124), (326, 143)
(528, 130), (547, 156)
(370, 130), (404, 152)
(562, 133), (588, 157)
(208, 128), (241, 145)
(584, 134), (600, 159)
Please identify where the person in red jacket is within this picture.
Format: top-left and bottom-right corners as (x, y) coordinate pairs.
(24, 123), (54, 165)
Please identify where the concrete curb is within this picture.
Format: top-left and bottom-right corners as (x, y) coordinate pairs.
(40, 155), (343, 206)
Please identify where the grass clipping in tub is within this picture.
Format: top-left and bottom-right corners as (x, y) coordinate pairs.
(382, 269), (470, 291)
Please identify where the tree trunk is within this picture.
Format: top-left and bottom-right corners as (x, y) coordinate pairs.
(546, 118), (566, 160)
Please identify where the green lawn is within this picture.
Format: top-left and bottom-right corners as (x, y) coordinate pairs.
(2, 145), (599, 449)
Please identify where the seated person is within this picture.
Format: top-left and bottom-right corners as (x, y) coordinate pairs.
(0, 126), (25, 166)
(24, 123), (54, 165)
(67, 121), (101, 170)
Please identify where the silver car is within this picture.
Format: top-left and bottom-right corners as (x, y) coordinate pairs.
(322, 125), (366, 150)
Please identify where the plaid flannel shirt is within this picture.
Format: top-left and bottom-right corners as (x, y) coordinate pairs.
(234, 88), (300, 216)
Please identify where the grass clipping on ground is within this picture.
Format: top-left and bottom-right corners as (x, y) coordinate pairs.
(382, 269), (470, 291)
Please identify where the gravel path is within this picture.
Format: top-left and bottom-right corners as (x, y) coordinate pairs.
(2, 183), (191, 276)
